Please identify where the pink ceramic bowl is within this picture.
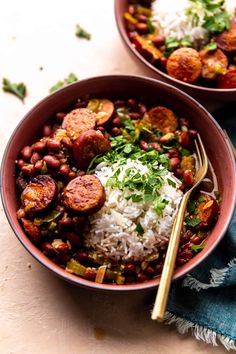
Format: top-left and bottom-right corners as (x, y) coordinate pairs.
(114, 1), (236, 110)
(1, 75), (235, 291)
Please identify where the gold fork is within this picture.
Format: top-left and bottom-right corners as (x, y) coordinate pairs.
(151, 134), (208, 321)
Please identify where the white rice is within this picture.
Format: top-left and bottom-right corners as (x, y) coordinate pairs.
(85, 159), (183, 262)
(152, 0), (236, 48)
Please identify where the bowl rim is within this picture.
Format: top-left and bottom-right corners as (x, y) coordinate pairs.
(1, 74), (236, 292)
(114, 0), (236, 94)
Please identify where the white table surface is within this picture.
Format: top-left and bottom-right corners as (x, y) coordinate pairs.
(0, 1), (227, 353)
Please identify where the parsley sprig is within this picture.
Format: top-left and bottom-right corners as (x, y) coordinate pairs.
(2, 78), (27, 101)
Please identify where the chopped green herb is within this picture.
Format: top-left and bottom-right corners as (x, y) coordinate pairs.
(164, 36), (191, 57)
(136, 223), (144, 235)
(186, 217), (202, 228)
(191, 244), (205, 253)
(205, 41), (218, 51)
(75, 24), (91, 40)
(49, 73), (78, 93)
(2, 78), (27, 101)
(131, 194), (143, 202)
(147, 18), (156, 34)
(197, 195), (206, 202)
(167, 178), (176, 188)
(188, 200), (196, 213)
(123, 119), (135, 132)
(181, 148), (192, 156)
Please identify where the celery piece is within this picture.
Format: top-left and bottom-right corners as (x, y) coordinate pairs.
(66, 259), (87, 276)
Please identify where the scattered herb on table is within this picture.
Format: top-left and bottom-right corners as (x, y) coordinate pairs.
(49, 73), (78, 93)
(75, 24), (91, 40)
(2, 78), (27, 101)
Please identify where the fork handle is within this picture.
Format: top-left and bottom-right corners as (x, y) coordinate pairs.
(151, 192), (190, 321)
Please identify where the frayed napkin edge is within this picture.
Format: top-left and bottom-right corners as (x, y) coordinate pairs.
(164, 311), (236, 351)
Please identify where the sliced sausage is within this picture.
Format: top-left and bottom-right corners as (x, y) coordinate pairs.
(166, 47), (202, 83)
(21, 218), (41, 244)
(63, 175), (106, 214)
(21, 175), (57, 213)
(73, 129), (111, 170)
(217, 69), (236, 88)
(62, 108), (96, 140)
(215, 21), (236, 53)
(194, 193), (219, 229)
(88, 99), (114, 126)
(199, 49), (228, 79)
(16, 172), (29, 192)
(146, 106), (178, 134)
(133, 35), (162, 62)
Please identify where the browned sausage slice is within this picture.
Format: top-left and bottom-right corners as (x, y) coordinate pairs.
(88, 99), (114, 125)
(62, 108), (96, 140)
(217, 69), (236, 88)
(73, 129), (111, 170)
(146, 106), (178, 134)
(21, 175), (57, 213)
(21, 218), (41, 244)
(215, 21), (236, 53)
(63, 175), (105, 214)
(166, 47), (202, 83)
(199, 49), (228, 79)
(194, 193), (219, 229)
(133, 35), (162, 63)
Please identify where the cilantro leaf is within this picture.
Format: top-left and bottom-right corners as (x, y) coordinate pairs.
(136, 223), (144, 235)
(75, 24), (91, 40)
(167, 178), (176, 188)
(187, 200), (196, 213)
(49, 73), (78, 93)
(197, 195), (206, 202)
(191, 244), (205, 254)
(186, 217), (201, 228)
(2, 78), (27, 101)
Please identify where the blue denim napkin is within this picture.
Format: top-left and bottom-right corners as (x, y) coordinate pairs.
(165, 109), (236, 350)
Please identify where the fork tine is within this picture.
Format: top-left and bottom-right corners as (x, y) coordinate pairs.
(194, 137), (203, 167)
(197, 134), (208, 174)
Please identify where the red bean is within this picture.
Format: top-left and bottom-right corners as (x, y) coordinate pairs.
(78, 171), (86, 176)
(178, 249), (193, 260)
(76, 252), (89, 263)
(33, 141), (46, 153)
(59, 217), (73, 229)
(127, 98), (137, 108)
(149, 142), (161, 151)
(42, 125), (52, 137)
(183, 169), (194, 186)
(152, 35), (165, 47)
(66, 232), (82, 248)
(168, 148), (181, 158)
(97, 126), (105, 133)
(114, 100), (126, 107)
(139, 140), (148, 151)
(189, 129), (198, 138)
(56, 112), (66, 121)
(43, 155), (60, 169)
(59, 164), (70, 177)
(68, 171), (77, 180)
(175, 168), (183, 178)
(160, 56), (167, 69)
(136, 14), (147, 23)
(21, 164), (35, 176)
(192, 236), (201, 245)
(46, 139), (61, 152)
(34, 160), (43, 172)
(129, 112), (141, 120)
(180, 230), (192, 245)
(135, 22), (148, 34)
(138, 104), (147, 115)
(136, 273), (148, 282)
(170, 157), (180, 171)
(84, 269), (97, 280)
(30, 152), (41, 164)
(176, 258), (187, 266)
(129, 31), (139, 40)
(61, 137), (73, 149)
(42, 242), (55, 257)
(55, 242), (70, 254)
(21, 146), (33, 161)
(112, 117), (122, 127)
(128, 4), (135, 15)
(179, 131), (192, 148)
(124, 263), (136, 274)
(56, 254), (71, 266)
(145, 266), (155, 275)
(179, 118), (190, 127)
(111, 127), (121, 136)
(17, 159), (27, 169)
